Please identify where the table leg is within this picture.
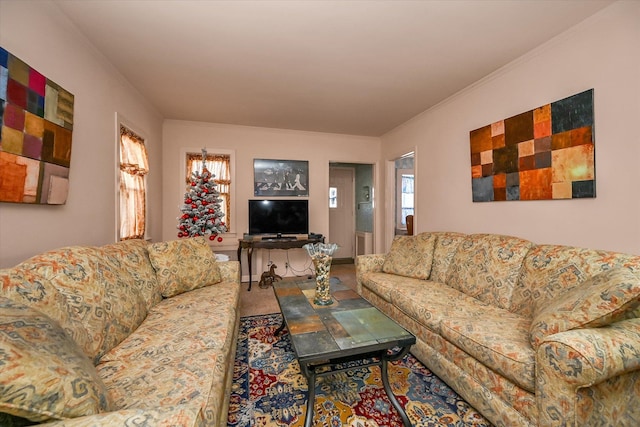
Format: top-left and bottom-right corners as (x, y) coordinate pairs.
(247, 246), (253, 291)
(300, 363), (316, 427)
(295, 348), (412, 427)
(237, 244), (243, 286)
(381, 357), (411, 426)
(274, 316), (286, 336)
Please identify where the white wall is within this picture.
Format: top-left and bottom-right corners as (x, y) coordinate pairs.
(162, 120), (381, 279)
(0, 1), (164, 267)
(3, 0), (636, 270)
(381, 1), (640, 254)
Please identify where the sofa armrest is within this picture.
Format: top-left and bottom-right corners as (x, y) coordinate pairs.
(536, 318), (640, 426)
(218, 260), (240, 284)
(38, 406), (202, 427)
(355, 254), (385, 294)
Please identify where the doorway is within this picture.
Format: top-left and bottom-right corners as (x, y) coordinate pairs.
(385, 152), (415, 248)
(328, 163), (374, 262)
(329, 167), (355, 260)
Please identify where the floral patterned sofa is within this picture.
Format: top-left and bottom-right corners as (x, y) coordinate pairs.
(356, 232), (640, 427)
(0, 237), (241, 427)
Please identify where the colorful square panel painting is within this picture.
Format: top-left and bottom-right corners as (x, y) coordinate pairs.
(0, 46), (74, 204)
(470, 89), (595, 202)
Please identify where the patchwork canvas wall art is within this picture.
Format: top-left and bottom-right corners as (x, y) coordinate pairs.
(0, 46), (74, 204)
(470, 89), (595, 202)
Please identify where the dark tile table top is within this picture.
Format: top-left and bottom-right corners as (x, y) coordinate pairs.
(273, 277), (415, 363)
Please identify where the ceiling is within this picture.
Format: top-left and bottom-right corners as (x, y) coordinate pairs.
(55, 0), (613, 137)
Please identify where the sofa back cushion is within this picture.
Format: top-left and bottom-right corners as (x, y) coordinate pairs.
(529, 268), (640, 348)
(15, 245), (149, 362)
(99, 240), (162, 310)
(88, 244), (153, 359)
(382, 233), (437, 280)
(0, 266), (79, 341)
(0, 297), (114, 422)
(446, 234), (534, 309)
(148, 237), (222, 298)
(429, 232), (467, 283)
(511, 244), (640, 318)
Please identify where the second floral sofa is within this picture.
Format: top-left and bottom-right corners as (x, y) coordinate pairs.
(0, 237), (240, 427)
(357, 232), (640, 427)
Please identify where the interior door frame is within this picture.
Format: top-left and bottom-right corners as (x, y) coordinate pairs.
(385, 149), (417, 251)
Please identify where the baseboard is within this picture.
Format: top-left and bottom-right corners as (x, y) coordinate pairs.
(332, 258), (354, 265)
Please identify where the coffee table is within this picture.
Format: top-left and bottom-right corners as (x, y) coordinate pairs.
(273, 277), (416, 427)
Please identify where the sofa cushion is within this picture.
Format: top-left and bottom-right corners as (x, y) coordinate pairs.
(99, 239), (163, 310)
(359, 272), (414, 302)
(440, 308), (535, 392)
(0, 266), (73, 338)
(511, 244), (640, 318)
(88, 249), (150, 361)
(148, 237), (222, 298)
(428, 231), (467, 283)
(446, 234), (534, 310)
(391, 280), (492, 334)
(98, 349), (216, 414)
(99, 282), (240, 363)
(13, 245), (148, 362)
(97, 283), (239, 426)
(0, 297), (113, 422)
(12, 407), (205, 427)
(382, 233), (437, 280)
(529, 268), (640, 348)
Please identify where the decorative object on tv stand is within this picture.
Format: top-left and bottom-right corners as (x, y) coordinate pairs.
(177, 149), (227, 241)
(303, 242), (339, 306)
(470, 89), (595, 202)
(0, 46), (75, 204)
(254, 158), (309, 197)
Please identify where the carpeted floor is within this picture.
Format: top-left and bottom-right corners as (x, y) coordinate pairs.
(227, 313), (492, 427)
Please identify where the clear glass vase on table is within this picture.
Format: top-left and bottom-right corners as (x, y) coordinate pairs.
(303, 242), (339, 306)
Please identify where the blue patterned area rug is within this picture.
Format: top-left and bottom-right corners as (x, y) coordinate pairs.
(227, 313), (492, 427)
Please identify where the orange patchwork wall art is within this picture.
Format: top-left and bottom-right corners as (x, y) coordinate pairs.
(0, 46), (74, 204)
(470, 89), (595, 202)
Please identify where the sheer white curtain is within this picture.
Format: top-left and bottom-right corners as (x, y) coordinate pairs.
(119, 126), (148, 240)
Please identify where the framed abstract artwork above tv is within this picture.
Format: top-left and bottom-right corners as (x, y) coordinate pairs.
(254, 158), (309, 197)
(0, 46), (75, 205)
(470, 89), (595, 202)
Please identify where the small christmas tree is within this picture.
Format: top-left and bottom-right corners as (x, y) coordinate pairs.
(177, 149), (227, 241)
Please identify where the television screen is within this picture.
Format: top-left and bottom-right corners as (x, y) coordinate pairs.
(248, 199), (309, 235)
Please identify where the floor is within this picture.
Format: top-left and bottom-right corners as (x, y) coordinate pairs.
(239, 262), (357, 317)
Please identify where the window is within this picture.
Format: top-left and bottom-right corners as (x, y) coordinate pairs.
(400, 174), (414, 225)
(329, 187), (337, 208)
(396, 168), (414, 228)
(119, 125), (148, 240)
(186, 152), (231, 229)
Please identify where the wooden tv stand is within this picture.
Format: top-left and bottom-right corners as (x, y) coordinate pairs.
(237, 236), (324, 291)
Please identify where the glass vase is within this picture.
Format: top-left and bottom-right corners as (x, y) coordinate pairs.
(303, 243), (339, 306)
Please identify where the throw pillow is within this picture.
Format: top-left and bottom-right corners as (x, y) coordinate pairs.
(0, 297), (114, 422)
(148, 237), (222, 298)
(382, 233), (437, 280)
(529, 268), (640, 348)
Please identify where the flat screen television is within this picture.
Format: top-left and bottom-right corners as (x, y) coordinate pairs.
(248, 199), (309, 236)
